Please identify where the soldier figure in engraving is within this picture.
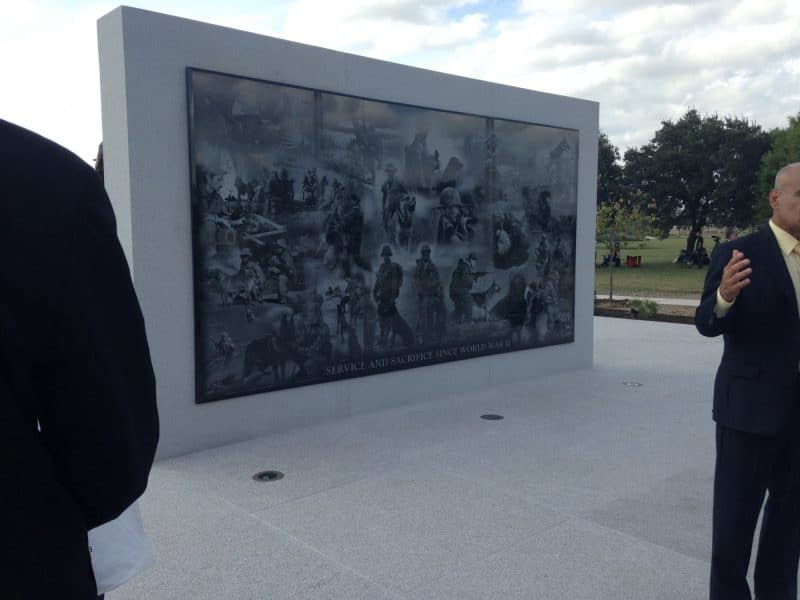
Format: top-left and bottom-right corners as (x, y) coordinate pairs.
(536, 188), (552, 231)
(436, 187), (470, 244)
(449, 252), (477, 324)
(237, 247), (265, 303)
(267, 238), (295, 303)
(373, 245), (404, 347)
(381, 163), (406, 234)
(524, 278), (547, 342)
(536, 235), (549, 273)
(414, 244), (444, 343)
(296, 302), (332, 378)
(275, 312), (299, 379)
(551, 233), (567, 272)
(340, 192), (368, 272)
(544, 271), (560, 335)
(345, 271), (376, 355)
(213, 331), (236, 367)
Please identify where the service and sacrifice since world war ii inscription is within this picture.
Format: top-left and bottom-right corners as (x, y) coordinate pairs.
(187, 68), (579, 403)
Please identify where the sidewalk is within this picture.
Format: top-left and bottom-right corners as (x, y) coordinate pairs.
(595, 293), (700, 307)
(111, 317), (720, 600)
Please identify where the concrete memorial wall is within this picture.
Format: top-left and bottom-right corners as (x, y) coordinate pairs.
(97, 6), (598, 458)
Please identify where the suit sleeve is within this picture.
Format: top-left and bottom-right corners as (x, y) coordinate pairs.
(695, 242), (740, 337)
(39, 170), (159, 529)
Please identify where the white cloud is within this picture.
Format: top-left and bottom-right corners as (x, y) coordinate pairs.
(278, 0), (488, 58)
(424, 0), (800, 150)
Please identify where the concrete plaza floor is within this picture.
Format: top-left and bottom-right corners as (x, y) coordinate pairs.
(112, 317), (728, 599)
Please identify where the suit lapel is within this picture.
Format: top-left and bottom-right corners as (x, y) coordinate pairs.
(756, 224), (799, 319)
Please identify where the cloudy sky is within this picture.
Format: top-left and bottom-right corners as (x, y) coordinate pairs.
(2, 0), (798, 165)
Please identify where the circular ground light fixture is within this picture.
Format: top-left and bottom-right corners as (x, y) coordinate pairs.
(252, 470), (284, 483)
(481, 414), (505, 421)
(622, 381), (643, 387)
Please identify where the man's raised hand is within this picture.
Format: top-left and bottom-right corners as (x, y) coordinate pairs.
(719, 250), (752, 303)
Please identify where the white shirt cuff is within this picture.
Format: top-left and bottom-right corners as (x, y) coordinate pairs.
(714, 288), (734, 318)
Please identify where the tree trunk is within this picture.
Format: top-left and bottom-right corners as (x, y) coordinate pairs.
(686, 225), (702, 254)
(609, 259), (614, 302)
(685, 230), (695, 254)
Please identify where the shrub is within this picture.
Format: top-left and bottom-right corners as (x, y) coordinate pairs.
(628, 299), (659, 319)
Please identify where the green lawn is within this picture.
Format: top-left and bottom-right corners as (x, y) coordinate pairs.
(595, 236), (709, 298)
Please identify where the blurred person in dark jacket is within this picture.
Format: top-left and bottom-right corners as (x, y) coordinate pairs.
(0, 119), (159, 599)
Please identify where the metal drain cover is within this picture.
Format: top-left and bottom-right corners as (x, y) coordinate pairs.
(481, 414), (504, 421)
(252, 470), (284, 482)
(622, 381), (643, 387)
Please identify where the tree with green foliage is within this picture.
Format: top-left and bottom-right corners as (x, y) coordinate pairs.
(755, 113), (800, 221)
(597, 132), (625, 207)
(596, 198), (656, 301)
(624, 109), (770, 255)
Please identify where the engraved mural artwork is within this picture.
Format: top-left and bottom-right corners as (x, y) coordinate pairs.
(187, 68), (579, 402)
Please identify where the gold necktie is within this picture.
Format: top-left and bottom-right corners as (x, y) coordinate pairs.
(793, 243), (800, 276)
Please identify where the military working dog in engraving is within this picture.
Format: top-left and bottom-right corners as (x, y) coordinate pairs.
(378, 311), (415, 349)
(243, 335), (282, 385)
(391, 312), (415, 347)
(242, 335), (272, 382)
(242, 314), (296, 385)
(390, 195), (417, 251)
(471, 281), (502, 320)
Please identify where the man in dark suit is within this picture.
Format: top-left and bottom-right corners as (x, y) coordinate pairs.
(696, 162), (800, 599)
(0, 119), (159, 599)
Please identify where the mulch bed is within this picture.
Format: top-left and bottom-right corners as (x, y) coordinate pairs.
(594, 300), (695, 325)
